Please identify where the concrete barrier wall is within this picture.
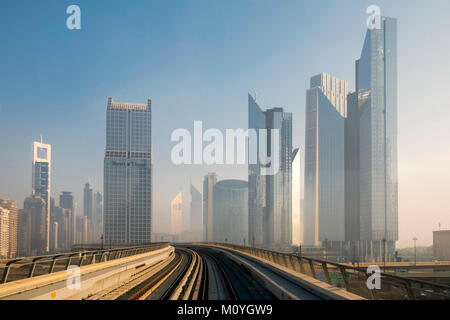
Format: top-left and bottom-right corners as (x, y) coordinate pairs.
(0, 246), (174, 300)
(208, 245), (364, 300)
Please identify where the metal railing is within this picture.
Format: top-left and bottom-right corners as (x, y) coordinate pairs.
(211, 243), (450, 300)
(0, 243), (169, 284)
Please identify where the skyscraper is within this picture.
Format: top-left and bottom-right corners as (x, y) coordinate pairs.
(23, 195), (46, 256)
(83, 181), (94, 220)
(170, 191), (183, 237)
(94, 192), (103, 242)
(60, 191), (76, 247)
(248, 93), (293, 250)
(291, 148), (302, 246)
(83, 181), (94, 242)
(248, 94), (266, 247)
(0, 207), (10, 258)
(104, 97), (153, 244)
(0, 199), (18, 258)
(190, 184), (202, 239)
(32, 139), (51, 253)
(203, 173), (216, 242)
(354, 17), (398, 261)
(304, 73), (347, 248)
(212, 180), (248, 245)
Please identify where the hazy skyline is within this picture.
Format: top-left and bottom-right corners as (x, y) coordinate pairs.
(1, 0), (450, 247)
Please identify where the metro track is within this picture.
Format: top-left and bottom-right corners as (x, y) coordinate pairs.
(92, 246), (279, 300)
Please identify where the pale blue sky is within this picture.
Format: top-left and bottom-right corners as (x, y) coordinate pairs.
(1, 0), (450, 247)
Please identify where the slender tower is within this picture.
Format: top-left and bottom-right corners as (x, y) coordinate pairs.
(32, 138), (51, 253)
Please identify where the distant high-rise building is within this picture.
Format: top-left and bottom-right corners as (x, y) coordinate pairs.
(304, 73), (347, 248)
(213, 180), (248, 245)
(190, 184), (202, 239)
(23, 195), (46, 256)
(248, 93), (293, 250)
(32, 139), (51, 253)
(83, 181), (94, 220)
(433, 230), (450, 261)
(0, 199), (18, 258)
(170, 191), (183, 237)
(0, 207), (10, 258)
(54, 206), (72, 250)
(291, 149), (302, 246)
(104, 97), (153, 244)
(60, 191), (76, 247)
(248, 94), (266, 247)
(83, 181), (94, 242)
(203, 173), (216, 242)
(355, 17), (398, 262)
(94, 192), (103, 241)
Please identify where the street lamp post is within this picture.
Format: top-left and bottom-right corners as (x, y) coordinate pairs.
(413, 237), (418, 266)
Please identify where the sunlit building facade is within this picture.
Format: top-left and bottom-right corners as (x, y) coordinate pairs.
(304, 73), (347, 248)
(291, 148), (302, 246)
(0, 199), (18, 258)
(0, 207), (10, 258)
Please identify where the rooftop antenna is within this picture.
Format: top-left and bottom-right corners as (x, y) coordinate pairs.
(40, 134), (43, 144)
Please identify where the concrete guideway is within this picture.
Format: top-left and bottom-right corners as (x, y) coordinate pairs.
(0, 245), (174, 300)
(191, 245), (362, 300)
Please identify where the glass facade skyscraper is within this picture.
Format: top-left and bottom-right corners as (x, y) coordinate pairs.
(304, 73), (347, 247)
(248, 94), (293, 250)
(355, 17), (398, 261)
(104, 97), (153, 244)
(32, 139), (51, 253)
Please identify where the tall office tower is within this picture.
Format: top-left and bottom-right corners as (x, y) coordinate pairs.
(23, 195), (46, 256)
(52, 221), (58, 250)
(248, 93), (293, 250)
(0, 207), (10, 258)
(291, 149), (302, 246)
(265, 107), (292, 250)
(54, 206), (72, 250)
(170, 191), (183, 237)
(32, 139), (51, 253)
(248, 94), (266, 247)
(60, 192), (76, 246)
(83, 181), (94, 242)
(212, 180), (248, 246)
(104, 97), (153, 244)
(344, 91), (369, 261)
(304, 73), (347, 248)
(203, 173), (216, 242)
(355, 17), (398, 262)
(83, 181), (94, 220)
(94, 192), (103, 241)
(0, 199), (18, 258)
(17, 209), (28, 256)
(190, 184), (202, 240)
